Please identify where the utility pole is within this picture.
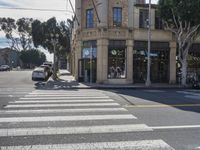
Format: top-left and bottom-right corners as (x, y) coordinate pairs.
(90, 46), (93, 84)
(146, 0), (151, 87)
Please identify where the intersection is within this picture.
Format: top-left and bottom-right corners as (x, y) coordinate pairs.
(0, 71), (200, 150)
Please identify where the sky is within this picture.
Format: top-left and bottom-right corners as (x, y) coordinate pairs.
(0, 0), (158, 61)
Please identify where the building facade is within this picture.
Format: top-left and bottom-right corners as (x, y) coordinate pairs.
(72, 0), (200, 84)
(0, 48), (20, 68)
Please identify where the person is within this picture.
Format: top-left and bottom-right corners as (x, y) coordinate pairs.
(140, 71), (144, 82)
(116, 66), (122, 78)
(110, 66), (115, 78)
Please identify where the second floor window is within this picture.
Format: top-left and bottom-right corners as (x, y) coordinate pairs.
(155, 11), (163, 29)
(139, 9), (148, 28)
(113, 7), (122, 27)
(86, 9), (93, 28)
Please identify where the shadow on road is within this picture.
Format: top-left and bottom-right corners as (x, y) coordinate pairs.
(110, 89), (200, 114)
(34, 78), (80, 90)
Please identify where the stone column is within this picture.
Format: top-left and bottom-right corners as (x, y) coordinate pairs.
(128, 0), (134, 28)
(74, 41), (82, 80)
(126, 40), (133, 83)
(169, 42), (177, 84)
(75, 0), (81, 29)
(96, 39), (108, 83)
(97, 0), (108, 27)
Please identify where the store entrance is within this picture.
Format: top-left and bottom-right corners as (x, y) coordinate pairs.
(133, 50), (169, 83)
(78, 58), (97, 83)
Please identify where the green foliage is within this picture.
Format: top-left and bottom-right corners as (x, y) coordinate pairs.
(31, 17), (71, 56)
(0, 17), (16, 40)
(0, 17), (34, 51)
(20, 49), (46, 68)
(158, 0), (200, 27)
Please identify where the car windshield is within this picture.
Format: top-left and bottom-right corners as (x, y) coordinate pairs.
(34, 67), (44, 72)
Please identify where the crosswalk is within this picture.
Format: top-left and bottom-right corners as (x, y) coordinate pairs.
(0, 88), (33, 98)
(0, 89), (175, 150)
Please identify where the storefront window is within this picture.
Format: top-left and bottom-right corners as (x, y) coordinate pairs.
(82, 41), (97, 58)
(108, 40), (126, 79)
(187, 44), (200, 82)
(133, 41), (169, 83)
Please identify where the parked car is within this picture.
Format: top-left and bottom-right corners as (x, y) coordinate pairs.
(32, 67), (49, 81)
(40, 65), (52, 77)
(43, 62), (53, 69)
(192, 81), (200, 89)
(0, 65), (10, 71)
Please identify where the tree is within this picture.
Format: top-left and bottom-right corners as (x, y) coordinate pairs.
(32, 17), (71, 80)
(0, 17), (34, 51)
(158, 0), (200, 86)
(20, 49), (46, 68)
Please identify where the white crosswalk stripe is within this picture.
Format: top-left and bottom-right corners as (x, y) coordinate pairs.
(25, 94), (108, 97)
(5, 102), (120, 108)
(1, 140), (175, 150)
(0, 114), (137, 123)
(9, 99), (114, 103)
(20, 96), (110, 99)
(0, 124), (152, 137)
(0, 108), (128, 114)
(0, 89), (174, 150)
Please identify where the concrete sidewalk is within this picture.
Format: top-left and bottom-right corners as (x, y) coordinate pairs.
(57, 70), (187, 89)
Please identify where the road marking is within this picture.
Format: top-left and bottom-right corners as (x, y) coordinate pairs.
(0, 140), (174, 150)
(143, 90), (165, 93)
(25, 94), (107, 97)
(5, 103), (120, 108)
(176, 91), (200, 95)
(0, 114), (137, 123)
(30, 92), (104, 95)
(0, 108), (128, 114)
(0, 124), (152, 137)
(20, 97), (110, 100)
(125, 104), (200, 108)
(185, 95), (200, 100)
(151, 125), (200, 130)
(9, 99), (114, 104)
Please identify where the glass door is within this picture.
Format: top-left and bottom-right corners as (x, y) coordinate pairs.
(78, 58), (96, 83)
(133, 50), (169, 83)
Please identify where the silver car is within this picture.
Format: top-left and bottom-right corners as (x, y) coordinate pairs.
(0, 65), (10, 71)
(32, 67), (49, 81)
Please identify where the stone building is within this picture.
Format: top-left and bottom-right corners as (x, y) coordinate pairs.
(71, 0), (200, 84)
(0, 48), (20, 68)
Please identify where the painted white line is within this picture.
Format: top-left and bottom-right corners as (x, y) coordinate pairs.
(30, 92), (104, 95)
(31, 90), (101, 92)
(20, 97), (109, 100)
(0, 140), (174, 150)
(0, 108), (128, 114)
(185, 95), (200, 100)
(5, 103), (120, 108)
(177, 91), (200, 96)
(0, 124), (152, 137)
(9, 99), (114, 104)
(0, 114), (137, 123)
(26, 94), (107, 97)
(152, 125), (200, 130)
(143, 90), (165, 93)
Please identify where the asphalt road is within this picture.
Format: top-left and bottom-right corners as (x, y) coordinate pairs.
(0, 70), (199, 150)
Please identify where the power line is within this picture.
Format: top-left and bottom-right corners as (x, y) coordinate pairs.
(0, 7), (73, 13)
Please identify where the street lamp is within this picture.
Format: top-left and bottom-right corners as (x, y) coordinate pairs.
(50, 33), (59, 80)
(146, 0), (151, 86)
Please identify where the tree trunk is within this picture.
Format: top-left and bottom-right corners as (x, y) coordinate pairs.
(52, 54), (59, 80)
(181, 59), (187, 86)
